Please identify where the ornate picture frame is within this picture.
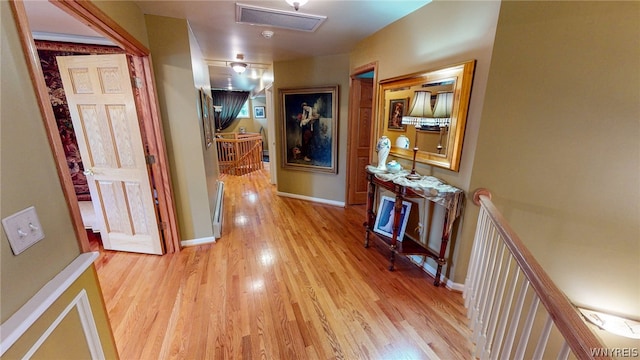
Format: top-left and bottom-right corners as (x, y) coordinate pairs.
(280, 85), (339, 174)
(200, 88), (213, 148)
(387, 98), (408, 131)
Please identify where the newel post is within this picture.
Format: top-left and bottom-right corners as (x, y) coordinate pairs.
(472, 188), (492, 206)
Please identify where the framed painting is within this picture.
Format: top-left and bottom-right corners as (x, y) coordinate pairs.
(388, 98), (408, 131)
(206, 95), (215, 140)
(200, 88), (212, 148)
(373, 196), (412, 241)
(280, 85), (338, 174)
(254, 106), (266, 119)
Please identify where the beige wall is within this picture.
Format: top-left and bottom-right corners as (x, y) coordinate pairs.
(273, 54), (351, 203)
(466, 1), (639, 347)
(1, 0), (81, 321)
(351, 1), (501, 188)
(2, 2), (117, 357)
(145, 14), (216, 240)
(350, 1), (501, 280)
(91, 0), (150, 49)
(188, 23), (221, 226)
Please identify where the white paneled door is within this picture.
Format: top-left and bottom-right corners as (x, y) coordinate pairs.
(57, 54), (163, 255)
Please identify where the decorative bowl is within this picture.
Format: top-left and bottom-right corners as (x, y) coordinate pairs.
(387, 160), (402, 173)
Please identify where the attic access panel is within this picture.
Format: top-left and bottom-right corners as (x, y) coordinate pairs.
(236, 3), (326, 32)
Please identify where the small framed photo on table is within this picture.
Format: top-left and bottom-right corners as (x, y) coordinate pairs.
(373, 196), (412, 241)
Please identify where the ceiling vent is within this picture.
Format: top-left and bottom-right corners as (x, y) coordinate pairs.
(236, 3), (326, 32)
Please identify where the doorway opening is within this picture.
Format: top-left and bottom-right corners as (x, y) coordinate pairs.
(13, 0), (179, 253)
(346, 62), (377, 205)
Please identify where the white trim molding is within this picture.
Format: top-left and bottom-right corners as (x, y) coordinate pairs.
(181, 237), (216, 247)
(276, 191), (345, 207)
(212, 180), (224, 239)
(407, 254), (465, 292)
(23, 289), (105, 359)
(0, 252), (99, 356)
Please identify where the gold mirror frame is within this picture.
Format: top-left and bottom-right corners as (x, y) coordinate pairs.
(376, 60), (475, 172)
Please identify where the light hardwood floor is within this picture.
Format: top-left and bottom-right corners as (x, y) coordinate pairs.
(93, 166), (474, 359)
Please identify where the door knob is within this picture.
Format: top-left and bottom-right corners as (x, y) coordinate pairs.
(83, 168), (95, 176)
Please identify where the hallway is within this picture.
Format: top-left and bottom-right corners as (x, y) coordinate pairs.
(93, 168), (473, 359)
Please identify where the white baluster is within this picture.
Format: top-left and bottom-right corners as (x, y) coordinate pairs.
(483, 252), (513, 360)
(514, 296), (540, 360)
(532, 315), (553, 359)
(479, 241), (508, 359)
(500, 278), (529, 360)
(469, 210), (494, 328)
(464, 207), (488, 304)
(474, 227), (501, 347)
(556, 341), (570, 360)
(491, 262), (519, 360)
(467, 208), (491, 312)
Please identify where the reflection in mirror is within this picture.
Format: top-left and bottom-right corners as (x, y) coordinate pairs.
(377, 60), (475, 172)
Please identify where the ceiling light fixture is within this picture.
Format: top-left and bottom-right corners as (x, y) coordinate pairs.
(230, 53), (248, 74)
(230, 62), (247, 74)
(285, 0), (308, 11)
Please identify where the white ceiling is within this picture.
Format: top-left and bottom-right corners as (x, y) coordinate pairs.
(24, 0), (431, 94)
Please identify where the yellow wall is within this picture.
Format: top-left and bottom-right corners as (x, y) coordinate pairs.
(273, 54), (351, 202)
(351, 1), (501, 187)
(188, 23), (221, 229)
(91, 0), (149, 48)
(350, 1), (501, 280)
(145, 14), (217, 240)
(2, 2), (117, 357)
(1, 0), (80, 321)
(466, 0), (639, 348)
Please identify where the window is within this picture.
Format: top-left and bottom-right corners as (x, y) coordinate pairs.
(237, 101), (249, 118)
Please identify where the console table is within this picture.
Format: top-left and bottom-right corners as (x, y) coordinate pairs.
(364, 165), (464, 286)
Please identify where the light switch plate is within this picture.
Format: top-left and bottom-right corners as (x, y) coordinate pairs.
(2, 206), (45, 255)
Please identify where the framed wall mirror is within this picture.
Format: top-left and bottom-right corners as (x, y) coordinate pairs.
(377, 60), (475, 172)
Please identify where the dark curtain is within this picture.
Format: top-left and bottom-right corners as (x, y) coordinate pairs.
(212, 90), (250, 131)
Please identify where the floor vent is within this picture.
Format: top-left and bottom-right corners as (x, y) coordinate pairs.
(236, 3), (326, 32)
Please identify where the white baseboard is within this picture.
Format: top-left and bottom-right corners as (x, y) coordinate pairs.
(276, 191), (345, 207)
(181, 237), (216, 247)
(406, 254), (465, 291)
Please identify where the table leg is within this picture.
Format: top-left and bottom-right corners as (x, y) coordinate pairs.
(364, 226), (370, 248)
(389, 249), (396, 271)
(364, 176), (376, 248)
(434, 210), (454, 286)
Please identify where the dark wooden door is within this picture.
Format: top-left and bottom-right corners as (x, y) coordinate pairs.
(347, 77), (374, 205)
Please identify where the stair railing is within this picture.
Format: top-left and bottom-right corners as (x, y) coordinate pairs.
(463, 189), (609, 360)
(215, 133), (263, 176)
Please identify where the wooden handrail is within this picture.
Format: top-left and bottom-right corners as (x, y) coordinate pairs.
(468, 188), (608, 359)
(216, 132), (263, 176)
